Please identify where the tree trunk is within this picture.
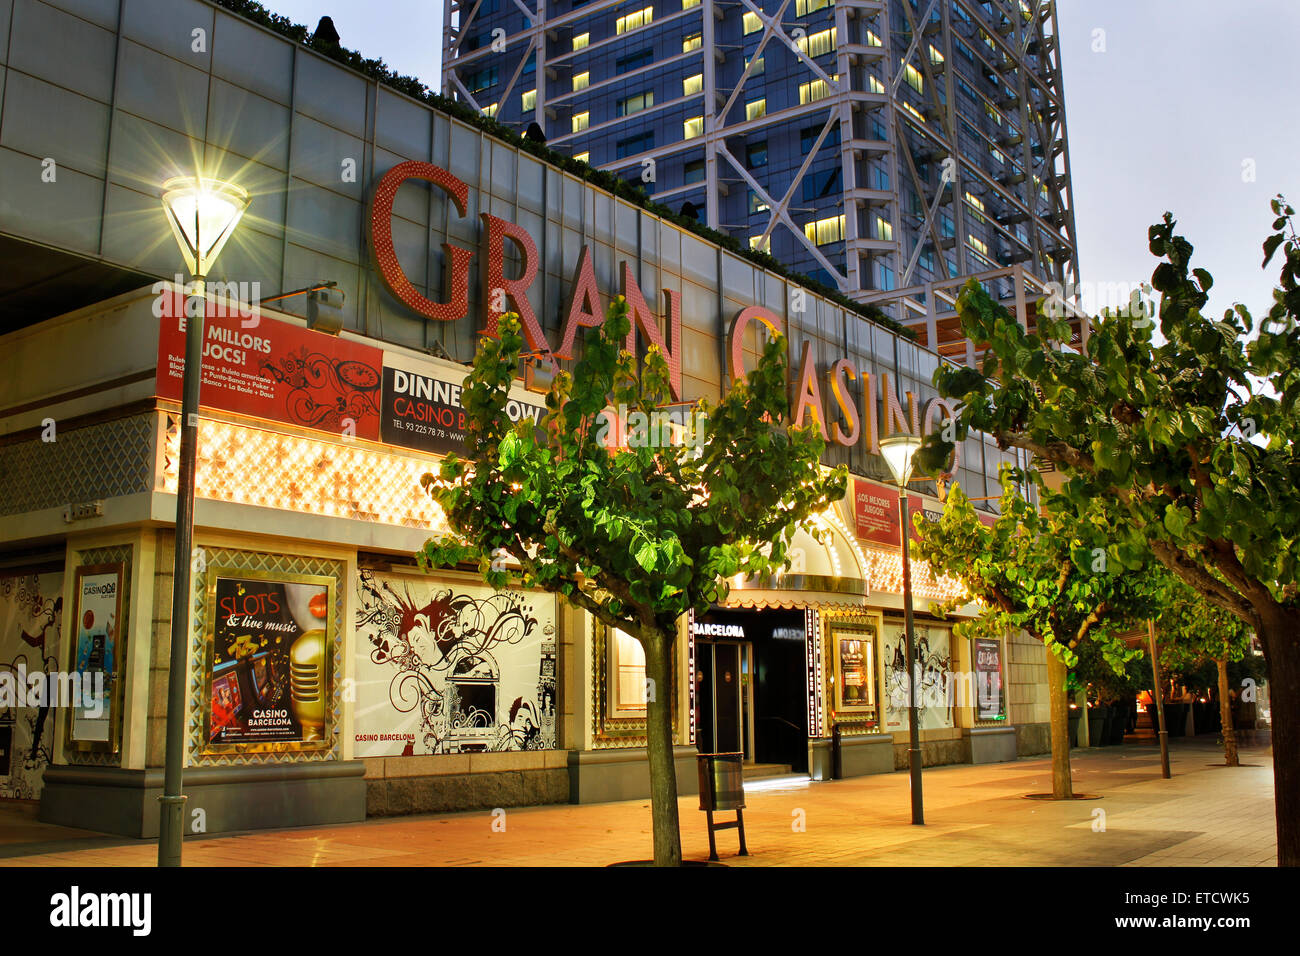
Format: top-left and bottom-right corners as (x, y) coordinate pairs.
(643, 632), (682, 866)
(1046, 646), (1073, 799)
(1256, 606), (1300, 867)
(1215, 657), (1238, 767)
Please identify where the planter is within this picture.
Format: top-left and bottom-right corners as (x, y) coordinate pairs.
(1087, 706), (1109, 747)
(1106, 703), (1128, 744)
(1192, 701), (1212, 735)
(1165, 703), (1188, 738)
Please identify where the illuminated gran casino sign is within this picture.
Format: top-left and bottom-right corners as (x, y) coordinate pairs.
(366, 161), (959, 469)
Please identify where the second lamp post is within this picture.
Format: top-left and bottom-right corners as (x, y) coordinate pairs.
(880, 433), (925, 826)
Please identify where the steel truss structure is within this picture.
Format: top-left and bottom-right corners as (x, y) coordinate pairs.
(442, 0), (1083, 366)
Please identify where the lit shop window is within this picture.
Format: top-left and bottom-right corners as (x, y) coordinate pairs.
(617, 6), (654, 34)
(573, 110), (590, 132)
(795, 0), (832, 14)
(608, 629), (647, 716)
(799, 78), (831, 104)
(750, 235), (770, 252)
(573, 71), (590, 91)
(480, 103), (498, 117)
(521, 88), (537, 111)
(683, 115), (704, 138)
(683, 73), (703, 96)
(574, 151), (590, 163)
(796, 27), (836, 58)
(745, 98), (766, 120)
(804, 214), (846, 245)
(617, 90), (654, 116)
(904, 61), (924, 94)
(743, 10), (762, 34)
(683, 32), (703, 52)
(573, 32), (590, 50)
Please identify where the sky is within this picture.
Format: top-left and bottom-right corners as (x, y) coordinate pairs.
(262, 0), (1299, 322)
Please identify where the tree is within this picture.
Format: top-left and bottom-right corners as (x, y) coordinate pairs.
(912, 479), (1158, 798)
(418, 301), (845, 865)
(1156, 580), (1254, 766)
(917, 200), (1300, 863)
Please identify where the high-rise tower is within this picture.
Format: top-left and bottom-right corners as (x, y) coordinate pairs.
(443, 0), (1082, 363)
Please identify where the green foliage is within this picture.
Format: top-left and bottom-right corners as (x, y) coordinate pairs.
(1071, 637), (1149, 704)
(1156, 577), (1253, 673)
(417, 299), (846, 643)
(912, 476), (1161, 672)
(211, 0), (910, 340)
(917, 199), (1300, 637)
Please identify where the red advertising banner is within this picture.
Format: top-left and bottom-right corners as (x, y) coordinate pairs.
(852, 480), (929, 547)
(853, 479), (901, 547)
(853, 478), (1000, 547)
(155, 294), (383, 440)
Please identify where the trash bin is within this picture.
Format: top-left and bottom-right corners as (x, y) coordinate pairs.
(697, 752), (746, 811)
(696, 752), (748, 860)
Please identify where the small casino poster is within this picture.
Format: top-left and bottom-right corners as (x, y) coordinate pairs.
(204, 570), (334, 751)
(69, 564), (123, 748)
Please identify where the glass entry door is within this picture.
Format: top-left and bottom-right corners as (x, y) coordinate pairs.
(697, 640), (751, 757)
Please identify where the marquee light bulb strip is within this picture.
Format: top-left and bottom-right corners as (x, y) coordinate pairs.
(161, 418), (451, 532)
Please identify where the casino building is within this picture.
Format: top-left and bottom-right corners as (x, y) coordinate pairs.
(0, 0), (1064, 837)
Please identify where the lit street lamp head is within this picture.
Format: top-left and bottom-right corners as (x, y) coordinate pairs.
(161, 176), (249, 280)
(879, 433), (923, 488)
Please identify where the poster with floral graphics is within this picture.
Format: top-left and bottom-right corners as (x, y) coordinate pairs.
(354, 571), (556, 756)
(0, 571), (63, 798)
(883, 622), (953, 731)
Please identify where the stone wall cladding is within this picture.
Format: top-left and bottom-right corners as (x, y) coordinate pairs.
(366, 769), (570, 816)
(1015, 722), (1051, 756)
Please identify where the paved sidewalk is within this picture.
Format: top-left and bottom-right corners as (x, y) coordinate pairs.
(0, 737), (1276, 867)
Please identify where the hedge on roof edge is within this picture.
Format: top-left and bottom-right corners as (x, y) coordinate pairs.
(212, 0), (913, 339)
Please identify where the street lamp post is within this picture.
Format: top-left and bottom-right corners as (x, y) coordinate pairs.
(880, 433), (925, 826)
(158, 176), (248, 867)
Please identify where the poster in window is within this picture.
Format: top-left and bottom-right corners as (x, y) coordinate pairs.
(69, 564), (124, 750)
(833, 630), (876, 713)
(353, 570), (556, 756)
(974, 638), (1004, 720)
(203, 570), (335, 752)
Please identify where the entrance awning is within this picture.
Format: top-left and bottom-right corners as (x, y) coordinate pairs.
(721, 573), (867, 610)
(719, 517), (868, 610)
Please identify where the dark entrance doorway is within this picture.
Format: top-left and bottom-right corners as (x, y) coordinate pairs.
(694, 608), (808, 772)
